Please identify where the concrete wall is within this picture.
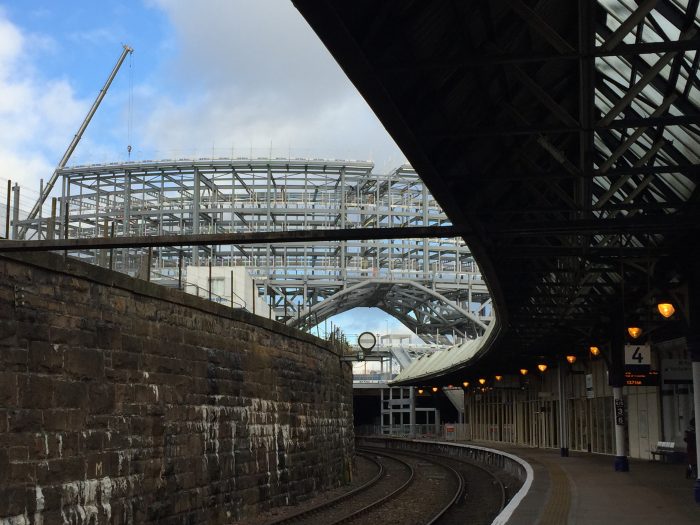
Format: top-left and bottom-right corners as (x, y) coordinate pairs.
(0, 252), (353, 524)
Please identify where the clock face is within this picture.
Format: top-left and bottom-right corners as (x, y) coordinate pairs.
(357, 331), (377, 351)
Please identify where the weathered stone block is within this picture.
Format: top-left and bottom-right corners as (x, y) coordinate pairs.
(85, 383), (114, 415)
(64, 347), (104, 379)
(28, 341), (64, 374)
(8, 409), (43, 432)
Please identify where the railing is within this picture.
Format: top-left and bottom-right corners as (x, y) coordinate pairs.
(355, 424), (470, 441)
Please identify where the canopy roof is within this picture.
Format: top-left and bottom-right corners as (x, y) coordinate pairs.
(294, 0), (700, 382)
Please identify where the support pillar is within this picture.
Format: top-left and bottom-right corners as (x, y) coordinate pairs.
(690, 338), (700, 503)
(687, 257), (700, 502)
(409, 387), (416, 437)
(558, 358), (569, 456)
(11, 184), (20, 240)
(610, 313), (629, 471)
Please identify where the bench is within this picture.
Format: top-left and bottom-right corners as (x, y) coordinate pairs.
(651, 441), (677, 462)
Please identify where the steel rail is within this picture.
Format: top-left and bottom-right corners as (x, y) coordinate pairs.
(362, 445), (507, 521)
(330, 449), (416, 525)
(265, 452), (384, 525)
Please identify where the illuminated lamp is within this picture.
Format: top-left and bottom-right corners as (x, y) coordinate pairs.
(589, 346), (600, 356)
(462, 381), (469, 388)
(431, 386), (438, 393)
(478, 378), (486, 385)
(537, 363), (548, 373)
(627, 326), (642, 339)
(494, 375), (503, 381)
(417, 388), (424, 395)
(565, 355), (577, 364)
(519, 368), (528, 376)
(657, 302), (675, 318)
(448, 384), (453, 388)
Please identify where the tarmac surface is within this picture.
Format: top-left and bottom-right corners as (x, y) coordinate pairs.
(467, 441), (699, 525)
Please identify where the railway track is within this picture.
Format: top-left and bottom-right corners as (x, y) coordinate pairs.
(264, 448), (467, 525)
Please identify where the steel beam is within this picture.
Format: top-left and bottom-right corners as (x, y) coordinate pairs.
(0, 225), (463, 253)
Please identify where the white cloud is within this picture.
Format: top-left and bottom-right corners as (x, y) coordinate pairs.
(0, 12), (88, 191)
(136, 0), (405, 169)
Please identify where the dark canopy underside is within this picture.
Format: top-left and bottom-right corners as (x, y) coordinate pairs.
(294, 0), (700, 382)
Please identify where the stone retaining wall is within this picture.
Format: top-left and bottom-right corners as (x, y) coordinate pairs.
(0, 253), (353, 524)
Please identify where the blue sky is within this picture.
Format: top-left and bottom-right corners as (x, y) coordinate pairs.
(0, 0), (412, 338)
(0, 1), (406, 186)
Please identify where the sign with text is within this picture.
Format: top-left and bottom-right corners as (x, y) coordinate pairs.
(624, 344), (651, 372)
(624, 369), (659, 387)
(614, 398), (625, 425)
(585, 374), (594, 399)
(661, 358), (692, 385)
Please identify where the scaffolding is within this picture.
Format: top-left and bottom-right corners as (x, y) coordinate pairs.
(16, 158), (491, 343)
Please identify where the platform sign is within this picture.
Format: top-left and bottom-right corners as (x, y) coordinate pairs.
(624, 369), (659, 387)
(661, 358), (692, 385)
(624, 344), (651, 372)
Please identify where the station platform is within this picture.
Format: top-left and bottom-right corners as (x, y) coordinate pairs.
(461, 441), (698, 525)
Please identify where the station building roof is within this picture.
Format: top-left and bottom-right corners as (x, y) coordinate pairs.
(294, 0), (700, 383)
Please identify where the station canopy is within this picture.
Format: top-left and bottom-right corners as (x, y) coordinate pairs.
(294, 0), (700, 383)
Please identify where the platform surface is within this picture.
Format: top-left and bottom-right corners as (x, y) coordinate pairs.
(464, 441), (698, 525)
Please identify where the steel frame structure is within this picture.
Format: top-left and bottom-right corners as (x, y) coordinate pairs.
(16, 158), (490, 343)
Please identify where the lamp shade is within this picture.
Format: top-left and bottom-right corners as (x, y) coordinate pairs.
(627, 326), (642, 339)
(566, 355), (577, 364)
(657, 302), (675, 318)
(589, 346), (600, 356)
(537, 363), (548, 373)
(520, 368), (528, 376)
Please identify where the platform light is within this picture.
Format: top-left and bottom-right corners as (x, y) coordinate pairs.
(417, 388), (424, 395)
(657, 302), (675, 318)
(627, 326), (642, 339)
(565, 355), (577, 364)
(462, 381), (469, 388)
(478, 378), (486, 385)
(431, 386), (438, 393)
(537, 363), (548, 373)
(494, 375), (503, 381)
(589, 346), (600, 356)
(519, 368), (528, 376)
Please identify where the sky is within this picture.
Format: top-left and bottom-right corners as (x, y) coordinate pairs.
(0, 0), (407, 187)
(0, 0), (412, 339)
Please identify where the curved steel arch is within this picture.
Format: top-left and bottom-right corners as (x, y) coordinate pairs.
(288, 278), (487, 344)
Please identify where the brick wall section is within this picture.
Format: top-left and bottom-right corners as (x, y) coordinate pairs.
(0, 252), (354, 524)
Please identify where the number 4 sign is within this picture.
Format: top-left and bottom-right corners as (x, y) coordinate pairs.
(624, 344), (651, 368)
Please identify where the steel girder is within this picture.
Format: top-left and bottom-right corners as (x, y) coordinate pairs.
(292, 0), (700, 376)
(287, 278), (487, 344)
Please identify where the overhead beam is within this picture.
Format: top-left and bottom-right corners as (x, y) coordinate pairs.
(0, 226), (463, 253)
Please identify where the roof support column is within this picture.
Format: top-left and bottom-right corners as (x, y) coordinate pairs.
(687, 256), (700, 502)
(558, 356), (570, 457)
(193, 168), (200, 265)
(610, 312), (629, 471)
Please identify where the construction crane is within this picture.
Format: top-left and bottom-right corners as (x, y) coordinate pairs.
(19, 44), (133, 239)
